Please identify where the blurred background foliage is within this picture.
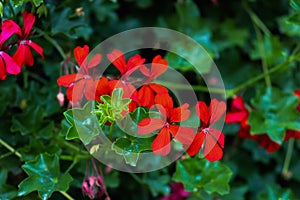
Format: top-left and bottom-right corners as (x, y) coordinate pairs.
(0, 0), (300, 199)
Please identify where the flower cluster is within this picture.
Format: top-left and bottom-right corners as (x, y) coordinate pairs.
(226, 92), (300, 153)
(0, 11), (44, 80)
(58, 45), (226, 162)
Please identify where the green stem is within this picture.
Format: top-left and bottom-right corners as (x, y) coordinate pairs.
(109, 122), (115, 140)
(243, 1), (271, 36)
(59, 191), (75, 200)
(0, 151), (14, 160)
(28, 72), (48, 85)
(254, 24), (271, 87)
(23, 70), (28, 89)
(65, 160), (77, 174)
(156, 81), (226, 94)
(227, 58), (293, 98)
(0, 138), (22, 158)
(60, 154), (91, 161)
(34, 28), (66, 59)
(282, 139), (294, 179)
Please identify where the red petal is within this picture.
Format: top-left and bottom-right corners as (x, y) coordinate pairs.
(155, 93), (173, 111)
(127, 54), (145, 71)
(152, 128), (171, 156)
(209, 99), (226, 125)
(170, 103), (190, 123)
(256, 134), (281, 153)
(95, 77), (110, 101)
(22, 11), (35, 38)
(107, 49), (127, 75)
(149, 83), (168, 94)
(140, 65), (150, 77)
(67, 79), (86, 103)
(57, 74), (83, 87)
(150, 55), (168, 79)
(137, 86), (154, 108)
(203, 128), (224, 162)
(13, 43), (35, 67)
(0, 20), (22, 44)
(84, 79), (96, 100)
(74, 45), (89, 66)
(1, 52), (21, 75)
(0, 55), (8, 80)
(294, 90), (300, 100)
(87, 54), (102, 68)
(208, 128), (224, 148)
(26, 40), (44, 59)
(225, 111), (248, 124)
(138, 118), (165, 134)
(231, 96), (247, 111)
(186, 132), (204, 156)
(238, 124), (251, 139)
(284, 130), (300, 141)
(196, 101), (210, 125)
(169, 125), (195, 146)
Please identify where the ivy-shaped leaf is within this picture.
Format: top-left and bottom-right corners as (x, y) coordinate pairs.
(51, 8), (86, 38)
(62, 101), (100, 145)
(31, 0), (43, 7)
(112, 137), (153, 166)
(18, 153), (73, 200)
(249, 87), (300, 144)
(172, 157), (232, 195)
(258, 185), (298, 200)
(0, 168), (17, 199)
(11, 106), (54, 139)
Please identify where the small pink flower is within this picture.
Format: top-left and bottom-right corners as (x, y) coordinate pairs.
(56, 92), (65, 106)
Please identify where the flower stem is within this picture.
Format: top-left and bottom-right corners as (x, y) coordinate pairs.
(59, 191), (75, 200)
(35, 28), (66, 59)
(282, 138), (294, 179)
(0, 138), (22, 158)
(109, 122), (115, 140)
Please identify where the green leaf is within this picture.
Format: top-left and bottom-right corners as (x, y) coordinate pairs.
(32, 0), (43, 7)
(290, 0), (300, 12)
(51, 8), (86, 38)
(0, 168), (17, 199)
(249, 87), (300, 144)
(0, 2), (3, 17)
(250, 35), (284, 66)
(12, 0), (23, 7)
(18, 153), (73, 200)
(91, 0), (119, 22)
(63, 101), (100, 145)
(172, 158), (232, 195)
(259, 185), (298, 200)
(11, 106), (54, 139)
(143, 171), (170, 196)
(112, 137), (152, 166)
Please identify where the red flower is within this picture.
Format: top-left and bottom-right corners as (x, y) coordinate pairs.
(13, 11), (44, 67)
(57, 45), (102, 103)
(132, 55), (169, 108)
(107, 49), (145, 78)
(186, 99), (226, 162)
(138, 93), (194, 156)
(225, 96), (281, 152)
(0, 20), (22, 80)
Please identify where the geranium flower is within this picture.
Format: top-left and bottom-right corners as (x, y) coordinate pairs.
(186, 99), (226, 162)
(13, 11), (44, 67)
(138, 93), (194, 156)
(132, 55), (169, 108)
(107, 49), (145, 79)
(57, 45), (102, 103)
(225, 96), (281, 153)
(0, 20), (22, 80)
